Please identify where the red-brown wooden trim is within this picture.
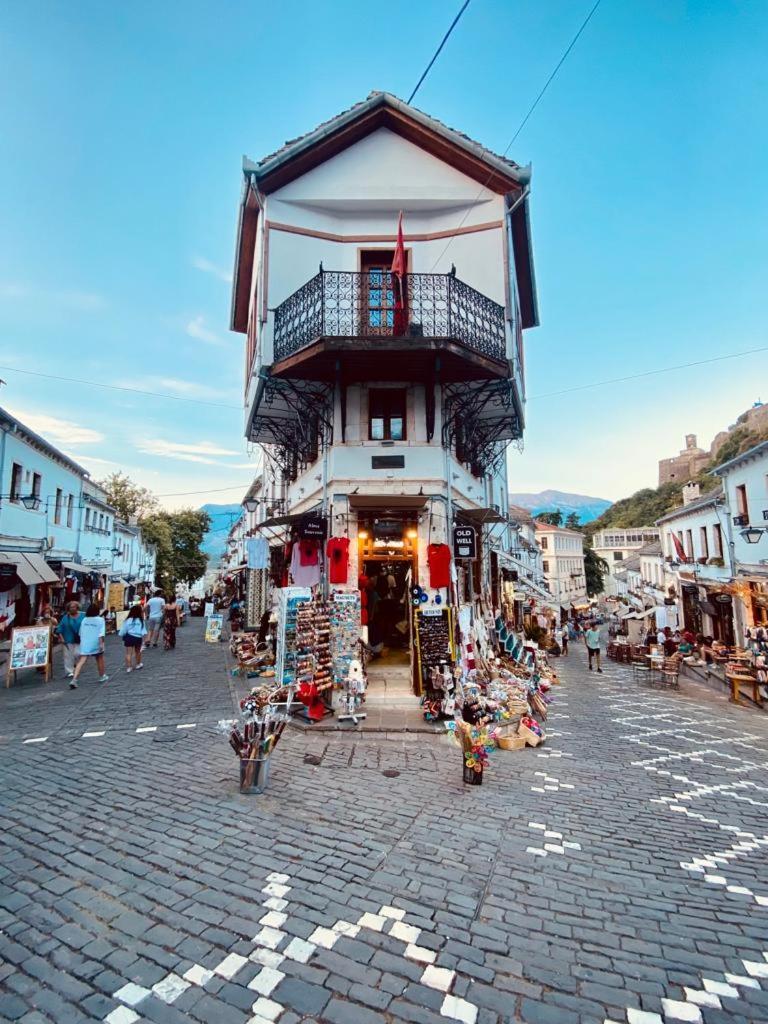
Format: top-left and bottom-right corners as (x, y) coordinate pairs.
(232, 188), (259, 334)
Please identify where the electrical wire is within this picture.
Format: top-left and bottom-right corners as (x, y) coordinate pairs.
(408, 0), (472, 104)
(0, 365), (242, 410)
(429, 0), (602, 271)
(527, 345), (768, 401)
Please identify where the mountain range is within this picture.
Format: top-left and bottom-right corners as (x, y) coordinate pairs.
(508, 489), (611, 524)
(200, 503), (242, 562)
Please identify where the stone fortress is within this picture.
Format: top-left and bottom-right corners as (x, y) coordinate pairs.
(658, 400), (767, 486)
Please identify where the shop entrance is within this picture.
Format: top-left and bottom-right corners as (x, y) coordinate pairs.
(358, 512), (419, 698)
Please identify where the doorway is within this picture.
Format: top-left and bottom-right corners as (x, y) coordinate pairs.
(360, 251), (395, 335)
(363, 556), (414, 697)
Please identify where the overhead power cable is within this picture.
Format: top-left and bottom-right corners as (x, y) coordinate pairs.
(0, 365), (242, 410)
(527, 345), (768, 400)
(429, 0), (602, 271)
(408, 0), (472, 104)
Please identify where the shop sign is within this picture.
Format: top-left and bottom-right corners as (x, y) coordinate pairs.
(0, 564), (16, 578)
(453, 525), (477, 560)
(205, 613), (224, 643)
(422, 608), (444, 617)
(715, 594), (732, 604)
(299, 512), (327, 540)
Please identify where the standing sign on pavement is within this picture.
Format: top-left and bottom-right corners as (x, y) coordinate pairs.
(453, 525), (477, 560)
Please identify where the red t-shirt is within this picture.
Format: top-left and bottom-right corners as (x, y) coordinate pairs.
(299, 539), (320, 566)
(326, 537), (350, 584)
(427, 543), (452, 588)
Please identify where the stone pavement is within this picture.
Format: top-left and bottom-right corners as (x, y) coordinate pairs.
(2, 623), (768, 1024)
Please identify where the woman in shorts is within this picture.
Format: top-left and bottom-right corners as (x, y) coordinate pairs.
(70, 603), (109, 689)
(119, 605), (147, 673)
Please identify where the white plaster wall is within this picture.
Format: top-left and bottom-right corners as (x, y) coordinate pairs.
(719, 450), (768, 567)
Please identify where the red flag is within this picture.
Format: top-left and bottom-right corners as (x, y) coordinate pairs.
(391, 211), (407, 335)
(671, 533), (688, 563)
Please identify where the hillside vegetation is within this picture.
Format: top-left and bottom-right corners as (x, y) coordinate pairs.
(586, 422), (768, 537)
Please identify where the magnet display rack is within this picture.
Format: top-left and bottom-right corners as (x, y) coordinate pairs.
(414, 606), (455, 695)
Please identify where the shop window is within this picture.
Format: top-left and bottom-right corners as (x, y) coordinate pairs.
(66, 494), (74, 528)
(369, 388), (406, 441)
(713, 523), (723, 558)
(10, 462), (22, 501)
(735, 484), (749, 518)
(699, 526), (709, 559)
(54, 488), (63, 525)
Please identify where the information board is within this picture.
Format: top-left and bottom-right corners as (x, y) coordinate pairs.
(6, 625), (52, 686)
(205, 613), (224, 643)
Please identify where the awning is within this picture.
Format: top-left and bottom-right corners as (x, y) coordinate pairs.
(348, 495), (428, 511)
(257, 502), (323, 529)
(571, 600), (592, 611)
(61, 561), (87, 574)
(456, 507), (506, 524)
(0, 551), (58, 586)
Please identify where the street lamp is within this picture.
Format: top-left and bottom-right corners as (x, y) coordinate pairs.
(740, 526), (765, 545)
(243, 497), (259, 513)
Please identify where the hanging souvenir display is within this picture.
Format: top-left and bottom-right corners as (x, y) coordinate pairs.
(227, 681), (293, 794)
(414, 606), (456, 720)
(245, 568), (270, 631)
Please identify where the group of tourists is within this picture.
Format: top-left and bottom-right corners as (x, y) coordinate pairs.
(52, 591), (184, 689)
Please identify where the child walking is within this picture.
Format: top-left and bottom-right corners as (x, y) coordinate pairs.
(119, 605), (147, 673)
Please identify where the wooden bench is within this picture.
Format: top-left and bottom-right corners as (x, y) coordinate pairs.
(725, 669), (763, 707)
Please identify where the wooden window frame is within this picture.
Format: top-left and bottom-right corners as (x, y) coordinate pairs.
(368, 387), (407, 442)
(54, 488), (63, 525)
(10, 462), (22, 502)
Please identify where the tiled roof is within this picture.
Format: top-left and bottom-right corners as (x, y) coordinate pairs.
(249, 91), (528, 182)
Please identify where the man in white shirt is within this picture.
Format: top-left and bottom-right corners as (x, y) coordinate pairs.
(145, 592), (165, 648)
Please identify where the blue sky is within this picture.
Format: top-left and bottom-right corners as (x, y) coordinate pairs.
(1, 0), (766, 506)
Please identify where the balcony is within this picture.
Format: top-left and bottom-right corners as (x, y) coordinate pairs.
(272, 270), (508, 383)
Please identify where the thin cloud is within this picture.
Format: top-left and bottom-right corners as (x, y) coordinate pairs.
(139, 439), (241, 459)
(186, 315), (226, 347)
(112, 375), (239, 402)
(10, 408), (104, 445)
(192, 256), (231, 283)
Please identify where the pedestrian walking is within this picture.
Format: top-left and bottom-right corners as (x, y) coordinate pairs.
(119, 605), (147, 673)
(145, 590), (165, 648)
(561, 624), (569, 655)
(70, 603), (109, 688)
(585, 621), (602, 673)
(163, 594), (180, 651)
(55, 600), (84, 679)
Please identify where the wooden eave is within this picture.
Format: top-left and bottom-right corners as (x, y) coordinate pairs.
(256, 106), (523, 197)
(231, 186), (259, 334)
(270, 336), (510, 385)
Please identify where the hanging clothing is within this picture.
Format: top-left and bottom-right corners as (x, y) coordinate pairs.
(290, 541), (321, 588)
(326, 537), (350, 585)
(427, 543), (451, 589)
(246, 536), (270, 570)
(298, 539), (320, 567)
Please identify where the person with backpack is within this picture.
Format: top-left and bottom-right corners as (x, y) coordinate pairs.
(55, 600), (84, 680)
(119, 605), (147, 673)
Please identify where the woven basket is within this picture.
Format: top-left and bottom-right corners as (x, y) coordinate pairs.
(518, 722), (544, 747)
(497, 734), (526, 751)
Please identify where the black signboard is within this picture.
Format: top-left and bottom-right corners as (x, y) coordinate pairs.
(298, 512), (327, 540)
(453, 525), (477, 560)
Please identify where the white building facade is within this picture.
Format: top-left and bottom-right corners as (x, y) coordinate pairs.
(592, 527), (661, 597)
(535, 523), (587, 611)
(231, 93), (538, 687)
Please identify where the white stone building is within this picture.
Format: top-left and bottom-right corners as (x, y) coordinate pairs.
(230, 93), (538, 687)
(592, 527), (661, 597)
(535, 523), (587, 611)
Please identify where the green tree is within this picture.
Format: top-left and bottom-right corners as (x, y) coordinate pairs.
(535, 510), (563, 526)
(565, 511), (581, 530)
(98, 472), (158, 521)
(142, 509), (211, 592)
(584, 548), (609, 597)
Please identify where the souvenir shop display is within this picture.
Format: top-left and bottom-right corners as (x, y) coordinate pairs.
(326, 536), (350, 585)
(229, 632), (274, 679)
(245, 568), (270, 631)
(289, 537), (322, 587)
(414, 606), (456, 720)
(275, 587), (312, 687)
(228, 682), (292, 794)
(449, 719), (497, 785)
(293, 599), (334, 722)
(338, 659), (367, 724)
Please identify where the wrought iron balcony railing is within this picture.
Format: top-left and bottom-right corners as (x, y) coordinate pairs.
(273, 270), (506, 364)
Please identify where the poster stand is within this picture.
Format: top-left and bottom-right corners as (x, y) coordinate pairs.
(5, 625), (53, 688)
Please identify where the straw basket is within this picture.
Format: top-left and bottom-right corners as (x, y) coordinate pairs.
(517, 722), (544, 747)
(497, 733), (526, 751)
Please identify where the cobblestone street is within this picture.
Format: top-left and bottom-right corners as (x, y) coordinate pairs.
(2, 622), (768, 1024)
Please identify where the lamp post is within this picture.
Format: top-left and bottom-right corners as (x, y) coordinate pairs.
(740, 526), (765, 545)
